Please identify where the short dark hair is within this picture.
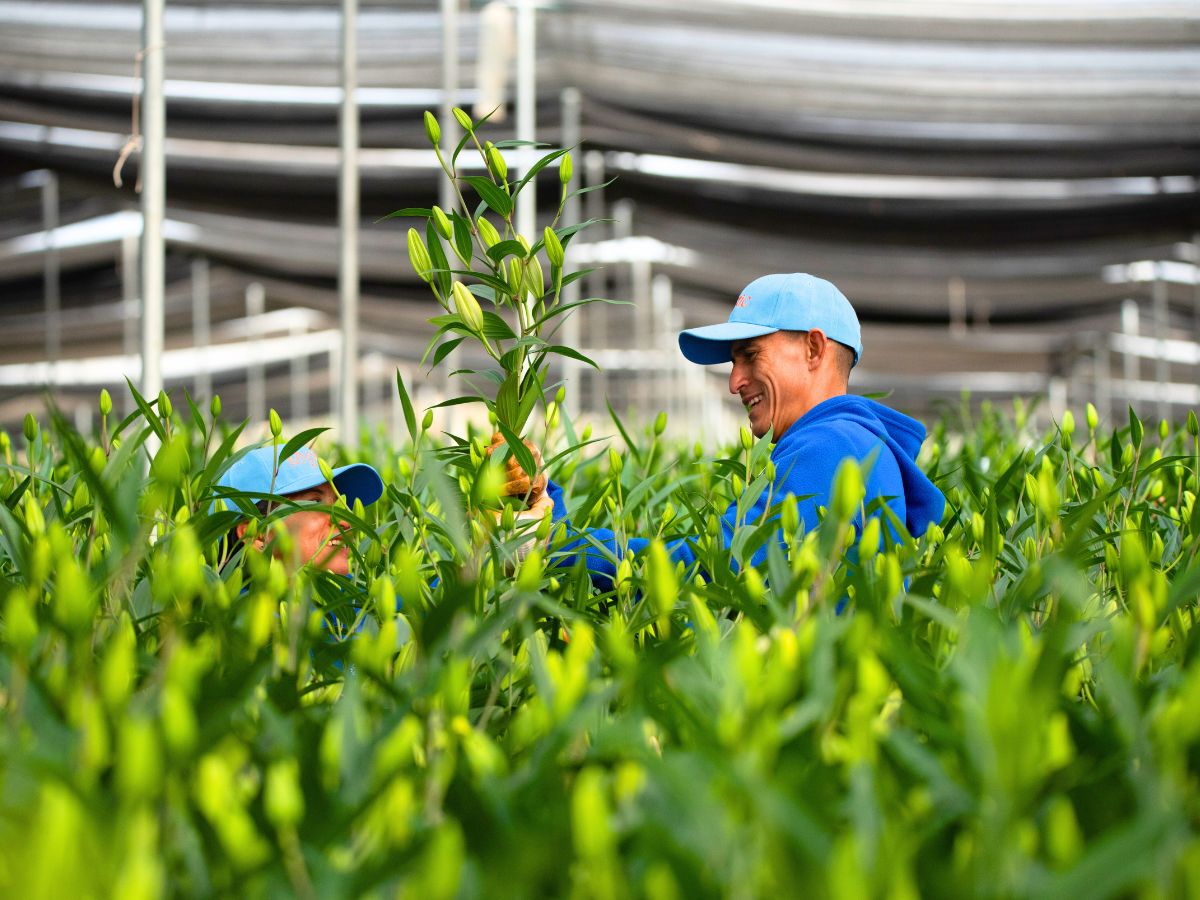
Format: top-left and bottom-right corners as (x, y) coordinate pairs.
(782, 330), (855, 384)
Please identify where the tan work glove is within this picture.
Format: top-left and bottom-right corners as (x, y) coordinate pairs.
(487, 432), (547, 506)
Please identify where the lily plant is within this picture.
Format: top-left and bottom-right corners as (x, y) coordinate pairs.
(395, 109), (611, 505)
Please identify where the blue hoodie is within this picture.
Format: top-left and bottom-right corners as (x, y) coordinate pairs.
(546, 395), (945, 588)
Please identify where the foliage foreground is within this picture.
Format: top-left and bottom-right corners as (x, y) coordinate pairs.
(2, 391), (1200, 899)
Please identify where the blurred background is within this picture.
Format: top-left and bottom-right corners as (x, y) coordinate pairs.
(1, 0), (1198, 440)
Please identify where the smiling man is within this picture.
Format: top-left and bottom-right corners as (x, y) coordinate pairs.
(677, 272), (944, 540)
(535, 272), (944, 589)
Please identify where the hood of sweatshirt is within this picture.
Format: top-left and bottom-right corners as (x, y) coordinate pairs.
(776, 394), (945, 536)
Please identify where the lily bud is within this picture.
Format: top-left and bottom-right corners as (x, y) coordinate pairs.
(1188, 409), (1199, 437)
(559, 152), (573, 185)
(318, 458), (335, 485)
(507, 258), (524, 296)
(451, 281), (485, 333)
(555, 386), (566, 405)
(452, 107), (473, 131)
(1086, 402), (1099, 432)
(423, 110), (441, 147)
(486, 142), (507, 180)
(654, 411), (667, 436)
(543, 227), (564, 268)
(22, 413), (37, 443)
(432, 205), (453, 240)
(157, 390), (172, 419)
(269, 408), (282, 438)
(99, 389), (113, 417)
(739, 426), (753, 452)
(210, 395), (222, 418)
(476, 216), (502, 249)
(422, 409), (434, 431)
(407, 228), (432, 282)
(524, 255), (545, 300)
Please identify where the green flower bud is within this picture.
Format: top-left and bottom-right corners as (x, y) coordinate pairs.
(451, 281), (485, 333)
(99, 388), (112, 417)
(524, 255), (545, 299)
(739, 426), (753, 452)
(1061, 410), (1075, 437)
(432, 205), (453, 240)
(543, 226), (565, 268)
(210, 395), (222, 419)
(476, 216), (502, 249)
(318, 458), (334, 484)
(1086, 402), (1099, 432)
(422, 409), (434, 431)
(1160, 418), (1170, 441)
(423, 110), (441, 147)
(608, 447), (623, 475)
(1189, 409), (1199, 437)
(831, 458), (864, 522)
(452, 107), (473, 131)
(507, 258), (524, 296)
(654, 411), (667, 436)
(407, 228), (433, 282)
(501, 505), (516, 531)
(486, 142), (507, 180)
(23, 413), (37, 443)
(157, 390), (172, 419)
(269, 408), (282, 438)
(559, 152), (573, 185)
(555, 386), (567, 405)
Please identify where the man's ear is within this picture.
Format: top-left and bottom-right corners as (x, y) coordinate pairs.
(806, 329), (829, 370)
(235, 520), (265, 550)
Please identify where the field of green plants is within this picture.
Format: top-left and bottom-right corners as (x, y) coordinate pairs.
(2, 386), (1200, 898)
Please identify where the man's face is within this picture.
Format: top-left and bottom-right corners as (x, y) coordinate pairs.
(729, 331), (811, 439)
(279, 482), (352, 575)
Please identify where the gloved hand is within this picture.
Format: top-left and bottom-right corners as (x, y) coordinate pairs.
(487, 432), (547, 506)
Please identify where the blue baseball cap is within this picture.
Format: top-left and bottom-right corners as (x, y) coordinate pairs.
(678, 273), (862, 366)
(216, 445), (384, 509)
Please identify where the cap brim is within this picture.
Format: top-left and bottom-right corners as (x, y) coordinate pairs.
(678, 322), (779, 364)
(331, 463), (385, 508)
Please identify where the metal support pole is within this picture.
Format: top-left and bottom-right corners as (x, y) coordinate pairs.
(1153, 266), (1169, 421)
(1095, 333), (1112, 426)
(949, 277), (967, 338)
(290, 321), (309, 423)
(140, 0), (165, 404)
(1121, 298), (1139, 414)
(121, 234), (139, 414)
(246, 282), (266, 424)
(560, 87), (582, 418)
(339, 0), (360, 442)
(41, 171), (60, 367)
(191, 257), (211, 402)
(515, 0), (537, 239)
(439, 0), (460, 213)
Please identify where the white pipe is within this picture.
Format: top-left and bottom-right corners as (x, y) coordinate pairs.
(515, 0), (536, 239)
(140, 0), (166, 405)
(339, 0), (360, 441)
(439, 0), (459, 213)
(191, 257), (211, 401)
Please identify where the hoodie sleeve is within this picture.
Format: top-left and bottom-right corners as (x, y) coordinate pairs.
(545, 480), (697, 592)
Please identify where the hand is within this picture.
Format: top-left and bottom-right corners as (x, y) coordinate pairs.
(488, 432), (547, 503)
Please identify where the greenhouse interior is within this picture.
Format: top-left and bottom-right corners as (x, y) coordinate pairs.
(2, 0), (1197, 439)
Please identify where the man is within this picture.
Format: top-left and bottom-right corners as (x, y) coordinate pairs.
(537, 272), (945, 585)
(217, 445), (384, 574)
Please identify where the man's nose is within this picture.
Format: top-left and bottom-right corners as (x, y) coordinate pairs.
(729, 363), (744, 395)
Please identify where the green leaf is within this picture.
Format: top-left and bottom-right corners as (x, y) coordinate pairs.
(481, 312), (518, 341)
(376, 207), (432, 222)
(534, 296), (633, 330)
(495, 421), (539, 491)
(430, 337), (465, 367)
(278, 427), (331, 466)
(452, 213), (473, 263)
(513, 147), (571, 196)
(541, 345), (600, 369)
(395, 371), (418, 441)
(425, 219), (452, 297)
(485, 240), (528, 263)
(124, 378), (167, 441)
(1128, 406), (1144, 449)
(496, 371), (520, 430)
(463, 175), (512, 217)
